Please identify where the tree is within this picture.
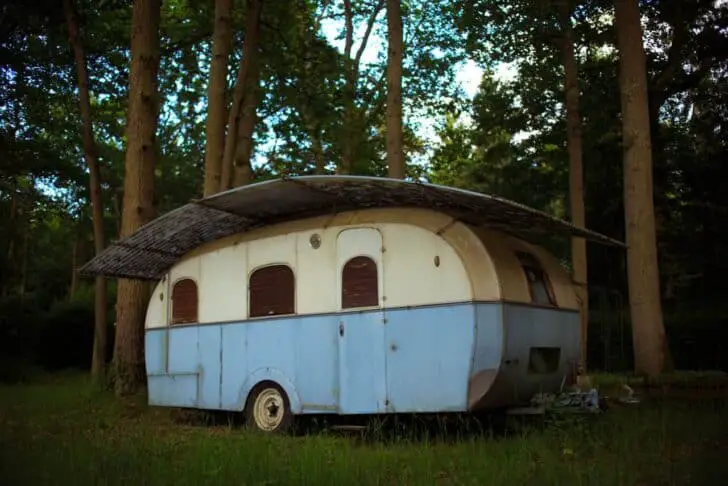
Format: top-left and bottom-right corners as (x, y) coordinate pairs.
(220, 0), (264, 191)
(386, 0), (405, 178)
(555, 0), (588, 368)
(203, 0), (234, 196)
(614, 0), (670, 377)
(113, 0), (162, 395)
(62, 0), (108, 380)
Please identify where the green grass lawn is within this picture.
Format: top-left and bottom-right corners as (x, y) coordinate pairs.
(1, 372), (727, 486)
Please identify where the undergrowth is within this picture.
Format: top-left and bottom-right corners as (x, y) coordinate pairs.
(0, 372), (727, 485)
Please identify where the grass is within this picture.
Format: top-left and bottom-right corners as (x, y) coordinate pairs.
(1, 372), (727, 485)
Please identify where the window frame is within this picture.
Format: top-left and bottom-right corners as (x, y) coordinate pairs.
(341, 255), (380, 310)
(170, 277), (199, 325)
(248, 264), (296, 319)
(516, 251), (557, 307)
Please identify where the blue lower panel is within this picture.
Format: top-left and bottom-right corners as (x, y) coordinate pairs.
(147, 374), (198, 407)
(338, 311), (387, 414)
(385, 305), (475, 412)
(198, 326), (221, 408)
(145, 302), (483, 414)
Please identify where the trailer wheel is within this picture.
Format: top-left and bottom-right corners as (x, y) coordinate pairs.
(245, 382), (293, 433)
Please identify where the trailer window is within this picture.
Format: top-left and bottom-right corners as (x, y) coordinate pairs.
(171, 278), (198, 324)
(342, 256), (379, 309)
(516, 252), (556, 306)
(249, 265), (295, 317)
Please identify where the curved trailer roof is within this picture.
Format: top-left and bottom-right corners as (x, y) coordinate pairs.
(79, 175), (625, 281)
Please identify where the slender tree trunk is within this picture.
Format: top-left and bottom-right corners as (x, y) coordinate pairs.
(312, 133), (325, 174)
(113, 0), (162, 395)
(614, 0), (670, 377)
(18, 226), (28, 302)
(385, 0), (405, 179)
(340, 0), (355, 175)
(232, 55), (261, 187)
(64, 0), (109, 380)
(556, 0), (589, 369)
(203, 0), (234, 197)
(2, 187), (18, 297)
(220, 0), (263, 191)
(69, 235), (79, 300)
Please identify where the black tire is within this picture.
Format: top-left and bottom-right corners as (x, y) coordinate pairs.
(245, 381), (294, 433)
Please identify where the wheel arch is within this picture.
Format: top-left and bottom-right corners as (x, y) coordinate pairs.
(237, 367), (302, 414)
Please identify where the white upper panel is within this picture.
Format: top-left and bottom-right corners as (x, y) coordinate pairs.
(144, 207), (576, 329)
(146, 214), (481, 328)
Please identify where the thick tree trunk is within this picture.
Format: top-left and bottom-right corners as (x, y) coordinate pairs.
(557, 0), (589, 369)
(614, 0), (670, 377)
(113, 0), (162, 395)
(63, 0), (109, 380)
(232, 55), (261, 187)
(385, 0), (405, 179)
(220, 0), (263, 191)
(203, 0), (234, 197)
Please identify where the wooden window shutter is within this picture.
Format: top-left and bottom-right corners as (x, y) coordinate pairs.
(171, 278), (198, 324)
(249, 265), (295, 318)
(342, 256), (379, 309)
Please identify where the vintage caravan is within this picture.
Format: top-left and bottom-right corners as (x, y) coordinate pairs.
(81, 176), (622, 432)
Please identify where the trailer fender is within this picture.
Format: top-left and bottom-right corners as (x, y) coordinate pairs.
(237, 368), (302, 414)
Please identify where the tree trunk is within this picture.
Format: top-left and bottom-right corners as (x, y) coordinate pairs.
(18, 226), (28, 302)
(2, 187), (18, 298)
(614, 0), (670, 377)
(220, 0), (263, 191)
(63, 0), (109, 381)
(340, 0), (355, 175)
(69, 235), (79, 301)
(232, 55), (261, 187)
(312, 133), (325, 174)
(385, 0), (405, 179)
(556, 0), (589, 369)
(113, 0), (162, 395)
(203, 0), (234, 197)
(339, 0), (383, 175)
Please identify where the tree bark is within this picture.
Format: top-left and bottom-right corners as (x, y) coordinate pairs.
(556, 0), (589, 369)
(203, 0), (234, 197)
(18, 226), (28, 302)
(113, 0), (162, 395)
(614, 0), (671, 377)
(340, 0), (383, 175)
(69, 234), (79, 301)
(220, 0), (263, 191)
(385, 0), (405, 179)
(232, 54), (261, 187)
(63, 0), (109, 381)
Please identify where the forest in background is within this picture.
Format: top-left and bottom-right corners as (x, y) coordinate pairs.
(1, 0), (727, 386)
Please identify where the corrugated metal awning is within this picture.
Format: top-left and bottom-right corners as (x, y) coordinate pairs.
(79, 175), (625, 281)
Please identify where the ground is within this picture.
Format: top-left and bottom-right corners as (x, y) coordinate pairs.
(1, 371), (727, 485)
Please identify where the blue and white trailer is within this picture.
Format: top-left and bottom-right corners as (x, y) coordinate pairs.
(81, 176), (622, 432)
